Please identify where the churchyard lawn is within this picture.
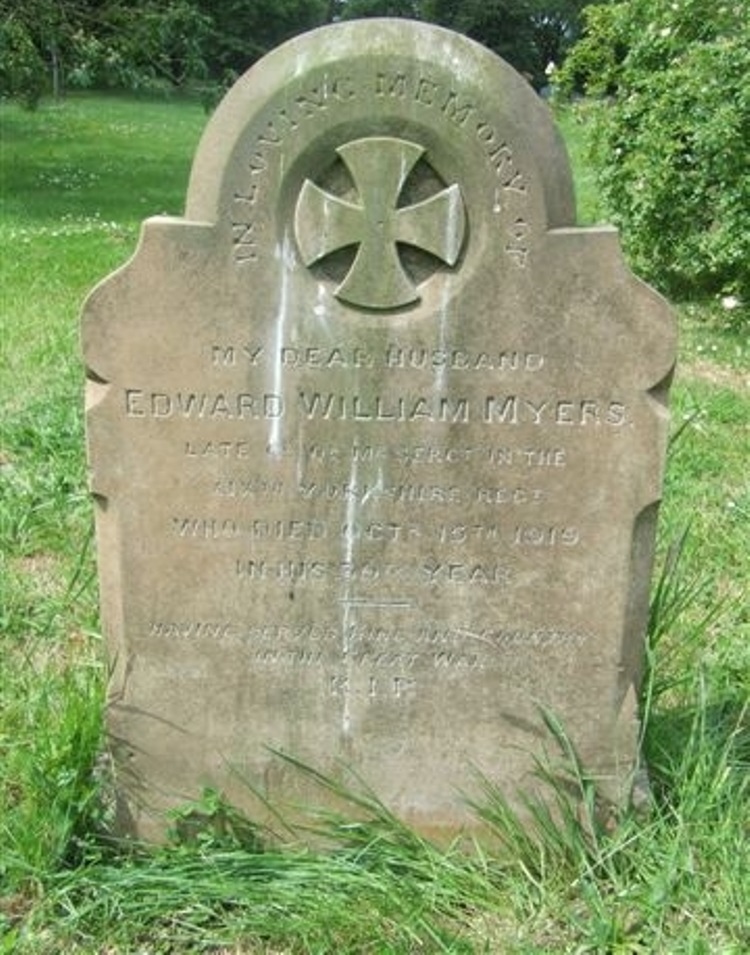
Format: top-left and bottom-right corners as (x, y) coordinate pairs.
(1, 93), (747, 953)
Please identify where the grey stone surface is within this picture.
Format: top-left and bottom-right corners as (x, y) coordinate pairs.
(82, 19), (677, 842)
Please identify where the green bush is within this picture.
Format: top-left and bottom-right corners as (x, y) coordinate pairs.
(560, 0), (750, 304)
(0, 19), (46, 108)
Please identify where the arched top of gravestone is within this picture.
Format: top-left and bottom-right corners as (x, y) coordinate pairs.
(185, 18), (576, 233)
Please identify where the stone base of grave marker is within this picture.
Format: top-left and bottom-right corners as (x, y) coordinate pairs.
(83, 19), (676, 843)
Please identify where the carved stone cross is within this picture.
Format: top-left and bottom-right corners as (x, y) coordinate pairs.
(295, 136), (466, 310)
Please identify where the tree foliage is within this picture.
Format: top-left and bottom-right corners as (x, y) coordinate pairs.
(1, 0), (588, 105)
(0, 1), (216, 102)
(421, 0), (540, 79)
(194, 0), (330, 84)
(341, 0), (587, 84)
(0, 11), (47, 108)
(561, 0), (750, 301)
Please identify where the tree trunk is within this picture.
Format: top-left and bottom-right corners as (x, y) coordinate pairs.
(50, 44), (63, 99)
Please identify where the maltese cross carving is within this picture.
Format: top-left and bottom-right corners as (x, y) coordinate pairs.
(294, 137), (466, 310)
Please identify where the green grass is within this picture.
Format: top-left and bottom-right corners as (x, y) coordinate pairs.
(554, 103), (606, 227)
(1, 93), (749, 953)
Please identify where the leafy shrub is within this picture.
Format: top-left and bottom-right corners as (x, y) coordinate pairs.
(0, 19), (46, 108)
(560, 0), (750, 304)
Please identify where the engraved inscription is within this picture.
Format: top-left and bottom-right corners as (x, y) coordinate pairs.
(214, 477), (284, 498)
(506, 218), (530, 267)
(484, 397), (627, 427)
(374, 71), (527, 194)
(235, 559), (513, 586)
(172, 517), (327, 541)
(211, 344), (264, 367)
(298, 392), (470, 423)
(145, 616), (595, 708)
(383, 346), (543, 372)
(149, 620), (592, 652)
(513, 525), (580, 547)
(172, 514), (583, 552)
(298, 444), (567, 468)
(125, 389), (283, 420)
(210, 342), (546, 373)
(329, 674), (418, 702)
(231, 74), (357, 265)
(229, 68), (533, 269)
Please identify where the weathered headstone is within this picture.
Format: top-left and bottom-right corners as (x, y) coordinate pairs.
(83, 20), (677, 842)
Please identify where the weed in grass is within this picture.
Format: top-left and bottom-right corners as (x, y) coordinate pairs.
(1, 628), (104, 885)
(643, 528), (726, 717)
(167, 787), (267, 853)
(1, 394), (88, 552)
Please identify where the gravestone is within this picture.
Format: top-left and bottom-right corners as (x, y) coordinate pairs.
(82, 19), (677, 842)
